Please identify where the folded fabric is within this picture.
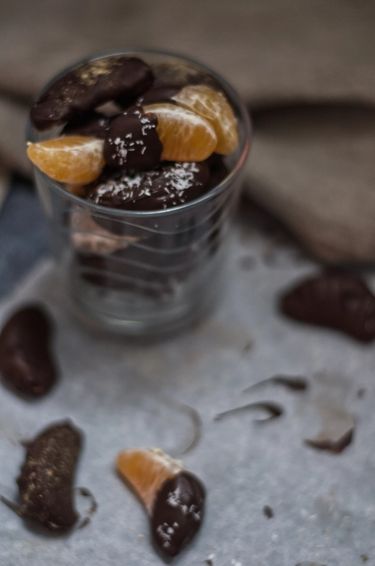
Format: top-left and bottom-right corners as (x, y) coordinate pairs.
(244, 103), (375, 263)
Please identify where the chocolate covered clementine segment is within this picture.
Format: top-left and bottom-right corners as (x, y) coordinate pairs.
(88, 161), (209, 211)
(116, 448), (205, 558)
(104, 109), (162, 171)
(279, 270), (375, 342)
(30, 56), (153, 130)
(116, 448), (182, 512)
(27, 136), (105, 184)
(172, 84), (239, 155)
(0, 305), (57, 397)
(143, 103), (217, 161)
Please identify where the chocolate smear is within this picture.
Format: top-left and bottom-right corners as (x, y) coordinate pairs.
(244, 375), (309, 393)
(163, 398), (202, 457)
(0, 304), (57, 397)
(151, 470), (205, 557)
(279, 270), (375, 343)
(1, 421), (83, 531)
(214, 401), (283, 423)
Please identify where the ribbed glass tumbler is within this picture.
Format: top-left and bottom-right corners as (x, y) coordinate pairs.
(29, 50), (251, 336)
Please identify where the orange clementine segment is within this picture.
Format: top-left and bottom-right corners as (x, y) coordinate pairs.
(116, 448), (182, 512)
(27, 136), (105, 185)
(144, 103), (217, 162)
(172, 84), (239, 155)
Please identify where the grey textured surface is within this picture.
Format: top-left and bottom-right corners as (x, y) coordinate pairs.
(0, 207), (373, 566)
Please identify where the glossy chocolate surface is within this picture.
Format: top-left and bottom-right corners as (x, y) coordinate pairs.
(0, 305), (57, 397)
(151, 471), (205, 557)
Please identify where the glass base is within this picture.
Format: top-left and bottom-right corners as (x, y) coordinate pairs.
(69, 280), (221, 338)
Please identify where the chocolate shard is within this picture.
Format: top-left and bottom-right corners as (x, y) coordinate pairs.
(31, 56), (153, 130)
(151, 471), (205, 557)
(244, 375), (309, 393)
(104, 109), (162, 171)
(13, 421), (82, 531)
(279, 270), (375, 343)
(0, 305), (57, 397)
(214, 401), (284, 423)
(304, 426), (354, 454)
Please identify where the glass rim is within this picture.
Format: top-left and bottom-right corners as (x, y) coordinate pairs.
(27, 48), (251, 219)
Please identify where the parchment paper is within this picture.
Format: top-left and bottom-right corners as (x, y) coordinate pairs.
(0, 223), (374, 566)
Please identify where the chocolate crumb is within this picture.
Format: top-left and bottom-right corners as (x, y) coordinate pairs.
(305, 426), (354, 454)
(357, 388), (366, 399)
(360, 554), (369, 563)
(244, 375), (308, 393)
(242, 341), (253, 355)
(263, 505), (274, 519)
(214, 401), (283, 424)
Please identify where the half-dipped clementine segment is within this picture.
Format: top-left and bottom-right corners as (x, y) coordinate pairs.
(27, 135), (105, 185)
(172, 84), (239, 155)
(143, 103), (217, 162)
(116, 448), (182, 512)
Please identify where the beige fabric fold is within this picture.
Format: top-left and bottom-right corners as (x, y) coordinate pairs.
(245, 104), (375, 262)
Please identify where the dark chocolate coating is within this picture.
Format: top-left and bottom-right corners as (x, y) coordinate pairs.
(31, 56), (153, 130)
(137, 84), (181, 105)
(17, 421), (82, 530)
(88, 161), (210, 211)
(206, 153), (229, 187)
(104, 109), (162, 171)
(280, 271), (375, 342)
(0, 305), (57, 397)
(151, 471), (205, 557)
(62, 111), (109, 139)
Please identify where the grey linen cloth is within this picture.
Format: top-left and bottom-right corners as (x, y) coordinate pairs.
(0, 0), (374, 262)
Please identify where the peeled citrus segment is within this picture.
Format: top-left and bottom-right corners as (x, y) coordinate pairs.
(116, 448), (182, 512)
(172, 84), (239, 155)
(26, 136), (105, 185)
(143, 103), (217, 162)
